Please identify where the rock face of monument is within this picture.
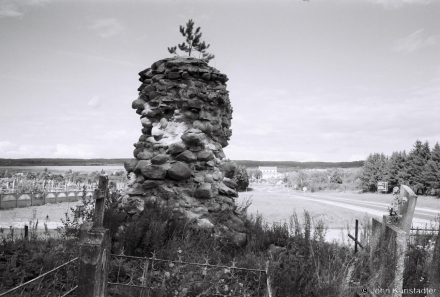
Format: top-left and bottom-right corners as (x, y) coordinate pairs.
(123, 56), (247, 246)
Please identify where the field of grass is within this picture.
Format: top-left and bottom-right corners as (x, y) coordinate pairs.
(238, 186), (374, 230)
(311, 190), (440, 209)
(238, 184), (440, 230)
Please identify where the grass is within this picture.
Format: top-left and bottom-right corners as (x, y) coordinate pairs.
(311, 190), (440, 209)
(240, 184), (440, 231)
(1, 190), (438, 297)
(239, 185), (375, 230)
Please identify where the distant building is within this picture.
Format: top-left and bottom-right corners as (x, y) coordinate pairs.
(259, 166), (278, 179)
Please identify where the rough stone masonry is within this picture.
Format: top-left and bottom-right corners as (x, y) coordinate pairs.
(122, 56), (247, 247)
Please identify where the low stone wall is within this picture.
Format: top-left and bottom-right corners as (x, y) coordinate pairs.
(0, 191), (93, 210)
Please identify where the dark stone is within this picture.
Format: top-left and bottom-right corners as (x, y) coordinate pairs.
(152, 74), (165, 82)
(208, 202), (221, 212)
(141, 165), (167, 180)
(167, 72), (181, 79)
(139, 134), (149, 142)
(142, 180), (164, 189)
(188, 99), (204, 110)
(175, 150), (197, 163)
(136, 175), (145, 184)
(199, 110), (213, 121)
(137, 150), (154, 160)
(181, 72), (190, 79)
(201, 73), (211, 81)
(221, 162), (237, 178)
(157, 185), (177, 200)
(149, 91), (160, 99)
(218, 137), (229, 148)
(134, 160), (151, 174)
(151, 154), (169, 165)
(132, 98), (146, 109)
(143, 85), (155, 93)
(167, 161), (192, 181)
(127, 183), (144, 196)
(138, 83), (146, 92)
(167, 142), (187, 155)
(195, 183), (212, 199)
(218, 182), (238, 197)
(193, 120), (213, 134)
(142, 127), (152, 135)
(181, 129), (206, 145)
(133, 148), (142, 159)
(124, 159), (138, 173)
(222, 178), (238, 189)
(197, 150), (214, 161)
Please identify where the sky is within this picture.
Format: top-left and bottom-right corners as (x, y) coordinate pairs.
(0, 0), (439, 162)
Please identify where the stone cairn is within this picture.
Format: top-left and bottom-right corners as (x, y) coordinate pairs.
(122, 56), (247, 247)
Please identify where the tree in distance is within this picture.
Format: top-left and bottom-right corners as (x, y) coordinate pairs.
(168, 19), (215, 63)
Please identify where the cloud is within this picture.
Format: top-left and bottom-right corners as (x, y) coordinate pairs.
(52, 144), (95, 158)
(99, 130), (128, 140)
(369, 0), (433, 8)
(393, 29), (440, 53)
(0, 141), (18, 154)
(0, 4), (23, 18)
(90, 18), (124, 38)
(88, 96), (101, 108)
(0, 142), (95, 158)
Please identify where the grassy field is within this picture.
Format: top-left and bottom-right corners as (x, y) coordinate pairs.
(310, 190), (440, 209)
(237, 184), (440, 230)
(237, 187), (372, 230)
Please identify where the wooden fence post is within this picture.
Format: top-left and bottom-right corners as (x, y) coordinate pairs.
(367, 185), (417, 297)
(428, 225), (440, 296)
(77, 175), (110, 297)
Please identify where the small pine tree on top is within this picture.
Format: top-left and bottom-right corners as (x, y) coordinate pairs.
(168, 19), (215, 63)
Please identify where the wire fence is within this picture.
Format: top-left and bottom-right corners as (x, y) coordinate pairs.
(0, 257), (78, 297)
(108, 252), (268, 297)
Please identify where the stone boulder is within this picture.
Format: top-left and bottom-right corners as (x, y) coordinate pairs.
(167, 162), (192, 181)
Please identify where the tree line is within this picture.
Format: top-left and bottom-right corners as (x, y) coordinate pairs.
(360, 140), (440, 196)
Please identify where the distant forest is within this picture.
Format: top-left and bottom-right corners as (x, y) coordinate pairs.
(0, 158), (364, 169)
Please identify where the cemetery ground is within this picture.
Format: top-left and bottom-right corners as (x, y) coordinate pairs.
(2, 183), (440, 242)
(1, 184), (439, 296)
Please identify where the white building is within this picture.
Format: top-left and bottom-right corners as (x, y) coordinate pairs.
(259, 166), (278, 179)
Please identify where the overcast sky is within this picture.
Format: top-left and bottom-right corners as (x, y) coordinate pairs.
(0, 0), (439, 162)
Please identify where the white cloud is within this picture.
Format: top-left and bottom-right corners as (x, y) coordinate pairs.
(99, 130), (128, 140)
(349, 154), (367, 162)
(0, 141), (18, 153)
(369, 0), (433, 8)
(393, 29), (440, 53)
(52, 144), (95, 158)
(0, 4), (23, 18)
(90, 18), (124, 38)
(88, 96), (101, 108)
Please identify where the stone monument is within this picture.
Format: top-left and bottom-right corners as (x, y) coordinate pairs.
(123, 56), (247, 246)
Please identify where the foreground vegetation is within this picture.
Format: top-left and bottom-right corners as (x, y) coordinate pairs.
(1, 192), (436, 296)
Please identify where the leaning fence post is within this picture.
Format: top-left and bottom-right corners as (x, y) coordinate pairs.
(77, 175), (110, 297)
(428, 225), (440, 296)
(399, 185), (417, 234)
(265, 261), (273, 297)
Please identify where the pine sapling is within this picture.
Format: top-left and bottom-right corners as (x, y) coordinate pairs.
(168, 19), (215, 63)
